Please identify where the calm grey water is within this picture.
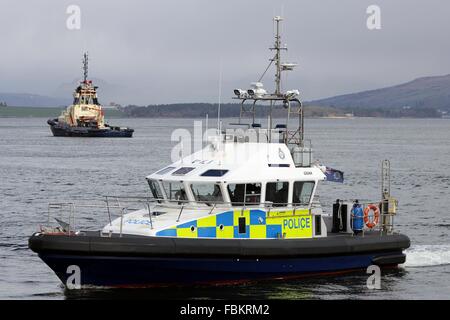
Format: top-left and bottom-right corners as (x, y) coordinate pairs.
(0, 117), (449, 299)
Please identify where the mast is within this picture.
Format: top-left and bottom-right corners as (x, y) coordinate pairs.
(271, 16), (286, 95)
(82, 52), (89, 83)
(233, 16), (303, 153)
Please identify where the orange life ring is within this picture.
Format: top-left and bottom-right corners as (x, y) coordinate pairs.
(363, 204), (380, 229)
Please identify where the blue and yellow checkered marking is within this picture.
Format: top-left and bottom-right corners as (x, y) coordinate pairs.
(156, 228), (177, 237)
(266, 224), (282, 238)
(177, 220), (197, 229)
(216, 211), (233, 226)
(198, 227), (216, 238)
(155, 209), (312, 239)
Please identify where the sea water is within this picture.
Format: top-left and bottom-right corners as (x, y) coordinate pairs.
(0, 117), (449, 299)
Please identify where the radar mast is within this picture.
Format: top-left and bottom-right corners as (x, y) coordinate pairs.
(82, 52), (89, 83)
(272, 16), (285, 95)
(232, 16), (307, 165)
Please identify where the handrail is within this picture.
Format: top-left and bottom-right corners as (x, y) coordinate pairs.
(44, 195), (316, 234)
(47, 197), (315, 210)
(349, 203), (396, 235)
(44, 194), (395, 235)
(146, 202), (153, 229)
(46, 196), (390, 214)
(176, 205), (184, 222)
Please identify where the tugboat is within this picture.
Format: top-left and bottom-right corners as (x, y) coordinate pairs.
(47, 53), (134, 138)
(29, 17), (409, 287)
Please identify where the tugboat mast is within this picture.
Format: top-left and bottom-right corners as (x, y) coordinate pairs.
(82, 52), (89, 83)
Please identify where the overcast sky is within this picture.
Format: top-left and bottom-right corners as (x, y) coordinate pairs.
(1, 0), (449, 105)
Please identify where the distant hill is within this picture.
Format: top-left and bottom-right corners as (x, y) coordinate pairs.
(3, 74), (449, 118)
(0, 106), (127, 118)
(124, 103), (341, 118)
(125, 73), (450, 118)
(0, 93), (70, 107)
(0, 77), (126, 108)
(308, 74), (450, 112)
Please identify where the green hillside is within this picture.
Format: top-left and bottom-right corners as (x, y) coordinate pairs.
(309, 74), (450, 112)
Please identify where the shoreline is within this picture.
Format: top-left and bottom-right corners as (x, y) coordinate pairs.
(0, 115), (446, 120)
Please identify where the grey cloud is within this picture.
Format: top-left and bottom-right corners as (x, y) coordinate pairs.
(0, 0), (449, 105)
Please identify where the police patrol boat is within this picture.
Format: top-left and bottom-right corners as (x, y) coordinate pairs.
(29, 17), (409, 287)
(47, 53), (134, 138)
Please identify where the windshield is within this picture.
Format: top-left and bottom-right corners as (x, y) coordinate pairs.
(148, 179), (164, 202)
(162, 181), (188, 203)
(190, 183), (223, 205)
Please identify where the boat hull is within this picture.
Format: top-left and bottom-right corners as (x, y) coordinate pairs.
(29, 231), (410, 287)
(38, 251), (405, 287)
(48, 119), (133, 138)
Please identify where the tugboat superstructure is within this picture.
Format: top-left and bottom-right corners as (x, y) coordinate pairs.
(30, 17), (409, 287)
(47, 53), (134, 137)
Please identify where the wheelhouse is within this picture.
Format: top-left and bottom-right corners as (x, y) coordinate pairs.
(146, 140), (324, 210)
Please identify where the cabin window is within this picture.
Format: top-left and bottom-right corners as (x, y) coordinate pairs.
(190, 183), (223, 205)
(162, 181), (188, 203)
(172, 167), (195, 176)
(148, 179), (164, 202)
(265, 182), (289, 207)
(80, 96), (92, 104)
(227, 183), (261, 206)
(293, 181), (315, 205)
(200, 169), (229, 177)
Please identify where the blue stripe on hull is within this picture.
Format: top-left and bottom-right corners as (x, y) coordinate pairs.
(39, 253), (389, 287)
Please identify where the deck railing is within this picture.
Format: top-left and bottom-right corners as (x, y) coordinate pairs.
(42, 195), (395, 236)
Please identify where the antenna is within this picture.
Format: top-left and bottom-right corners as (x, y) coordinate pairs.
(82, 52), (89, 82)
(381, 159), (391, 199)
(268, 16), (297, 95)
(271, 16), (286, 95)
(205, 113), (209, 136)
(217, 58), (223, 132)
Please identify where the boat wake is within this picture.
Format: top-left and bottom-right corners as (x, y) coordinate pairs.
(404, 245), (450, 268)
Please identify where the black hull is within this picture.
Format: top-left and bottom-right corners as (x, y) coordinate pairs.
(47, 119), (133, 138)
(29, 231), (410, 287)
